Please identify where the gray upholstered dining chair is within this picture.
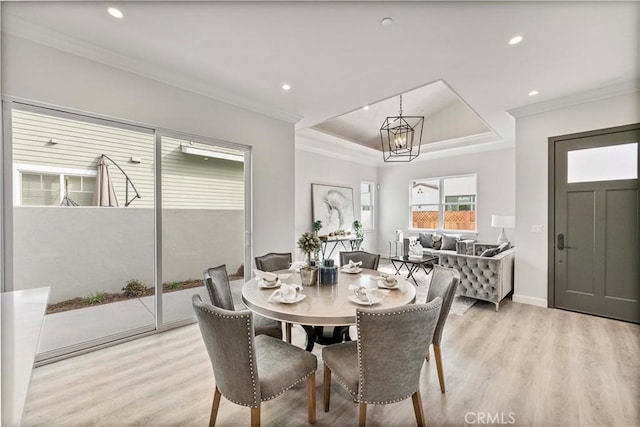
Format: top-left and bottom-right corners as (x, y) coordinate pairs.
(322, 299), (443, 427)
(339, 251), (381, 270)
(425, 265), (460, 393)
(255, 252), (292, 272)
(203, 264), (283, 340)
(254, 252), (294, 342)
(192, 294), (317, 427)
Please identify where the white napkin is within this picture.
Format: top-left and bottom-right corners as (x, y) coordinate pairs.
(288, 261), (307, 272)
(348, 285), (389, 302)
(268, 283), (302, 302)
(253, 269), (291, 282)
(348, 260), (362, 268)
(372, 275), (398, 285)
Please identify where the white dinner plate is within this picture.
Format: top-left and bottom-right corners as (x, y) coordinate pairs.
(272, 294), (306, 304)
(348, 295), (382, 306)
(377, 281), (401, 289)
(258, 279), (281, 289)
(341, 267), (362, 274)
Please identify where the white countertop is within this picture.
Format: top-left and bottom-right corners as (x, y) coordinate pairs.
(1, 287), (50, 427)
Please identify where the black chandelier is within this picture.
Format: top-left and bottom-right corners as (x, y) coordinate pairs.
(379, 95), (424, 162)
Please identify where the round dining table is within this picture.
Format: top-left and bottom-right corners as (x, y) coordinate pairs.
(242, 268), (417, 350)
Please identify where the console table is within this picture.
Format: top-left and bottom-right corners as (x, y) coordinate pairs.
(319, 236), (359, 259)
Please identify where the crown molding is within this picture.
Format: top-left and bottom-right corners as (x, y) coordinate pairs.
(508, 80), (640, 119)
(296, 128), (381, 166)
(296, 128), (512, 167)
(2, 14), (302, 124)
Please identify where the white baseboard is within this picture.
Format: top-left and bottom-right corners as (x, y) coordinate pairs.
(512, 294), (548, 308)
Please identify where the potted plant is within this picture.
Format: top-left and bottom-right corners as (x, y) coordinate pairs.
(297, 232), (322, 286)
(353, 220), (364, 250)
(312, 220), (323, 236)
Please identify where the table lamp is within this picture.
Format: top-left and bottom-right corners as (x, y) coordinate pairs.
(491, 215), (515, 245)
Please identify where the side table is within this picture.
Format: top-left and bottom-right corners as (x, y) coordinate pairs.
(390, 255), (439, 286)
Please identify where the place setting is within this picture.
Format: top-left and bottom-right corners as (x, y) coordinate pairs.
(347, 284), (390, 306)
(253, 269), (292, 289)
(341, 260), (363, 274)
(372, 274), (403, 290)
(267, 282), (306, 304)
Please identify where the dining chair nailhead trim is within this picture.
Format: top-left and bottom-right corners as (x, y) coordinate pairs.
(356, 304), (440, 404)
(195, 303), (259, 408)
(261, 371), (314, 402)
(323, 362), (358, 398)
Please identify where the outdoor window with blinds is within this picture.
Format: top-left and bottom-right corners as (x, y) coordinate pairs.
(410, 175), (477, 231)
(360, 181), (374, 230)
(19, 171), (96, 206)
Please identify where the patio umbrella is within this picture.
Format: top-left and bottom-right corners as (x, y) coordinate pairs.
(92, 156), (119, 207)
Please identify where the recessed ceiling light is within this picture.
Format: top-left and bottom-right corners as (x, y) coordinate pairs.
(108, 7), (123, 19)
(363, 106), (370, 111)
(282, 83), (291, 91)
(509, 35), (523, 45)
(528, 90), (539, 96)
(380, 17), (393, 27)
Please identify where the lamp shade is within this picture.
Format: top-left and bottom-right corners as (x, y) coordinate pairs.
(491, 215), (515, 229)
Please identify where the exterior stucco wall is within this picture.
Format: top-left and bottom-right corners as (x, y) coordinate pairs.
(14, 207), (243, 303)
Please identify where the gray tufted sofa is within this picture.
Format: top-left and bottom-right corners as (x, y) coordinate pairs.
(438, 244), (514, 311)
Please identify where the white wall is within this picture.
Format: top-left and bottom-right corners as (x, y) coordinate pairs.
(294, 147), (378, 262)
(1, 35), (296, 271)
(377, 146), (516, 255)
(513, 91), (640, 307)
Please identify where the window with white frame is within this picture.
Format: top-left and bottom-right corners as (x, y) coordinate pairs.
(360, 181), (374, 230)
(15, 165), (97, 206)
(410, 175), (477, 231)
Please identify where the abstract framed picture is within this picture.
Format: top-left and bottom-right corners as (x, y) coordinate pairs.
(311, 184), (355, 234)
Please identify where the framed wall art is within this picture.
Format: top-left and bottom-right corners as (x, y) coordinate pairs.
(311, 183), (355, 234)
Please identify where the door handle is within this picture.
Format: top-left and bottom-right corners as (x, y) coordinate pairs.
(557, 233), (575, 250)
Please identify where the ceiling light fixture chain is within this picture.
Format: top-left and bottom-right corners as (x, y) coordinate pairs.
(379, 94), (424, 162)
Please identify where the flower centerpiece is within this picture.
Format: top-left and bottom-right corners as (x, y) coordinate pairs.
(297, 231), (322, 286)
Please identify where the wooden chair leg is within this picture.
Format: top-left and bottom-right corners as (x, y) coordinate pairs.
(210, 386), (222, 427)
(358, 402), (367, 427)
(307, 374), (316, 424)
(251, 405), (260, 427)
(411, 391), (426, 427)
(323, 364), (331, 412)
(285, 322), (292, 343)
(434, 344), (446, 393)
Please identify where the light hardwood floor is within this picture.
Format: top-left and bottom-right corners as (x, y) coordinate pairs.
(22, 298), (640, 426)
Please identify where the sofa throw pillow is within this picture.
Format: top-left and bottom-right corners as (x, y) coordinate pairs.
(497, 242), (510, 253)
(441, 234), (460, 251)
(432, 234), (443, 250)
(480, 247), (501, 257)
(418, 232), (433, 248)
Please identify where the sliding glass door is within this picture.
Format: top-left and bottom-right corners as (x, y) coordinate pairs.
(7, 103), (156, 361)
(159, 133), (248, 325)
(3, 100), (252, 361)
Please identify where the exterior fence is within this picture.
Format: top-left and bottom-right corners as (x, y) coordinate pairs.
(412, 210), (476, 230)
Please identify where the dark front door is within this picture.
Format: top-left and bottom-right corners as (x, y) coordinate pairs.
(550, 123), (639, 323)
